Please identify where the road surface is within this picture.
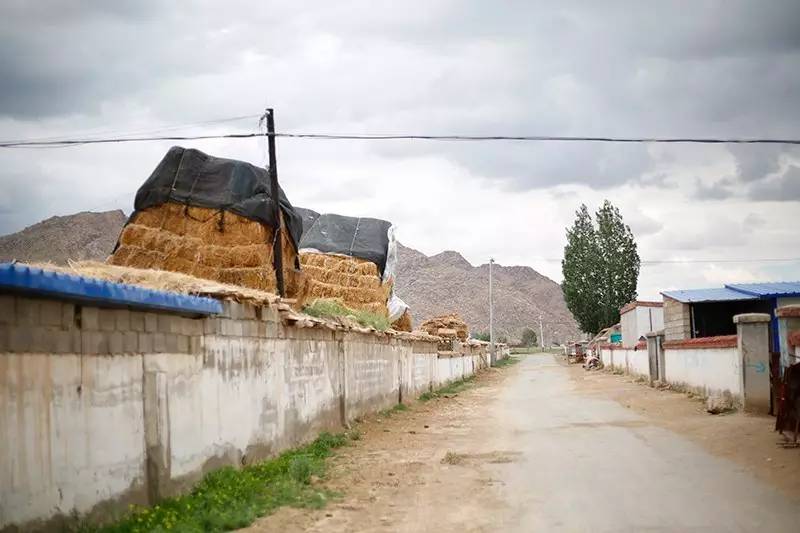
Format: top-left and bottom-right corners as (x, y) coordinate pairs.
(248, 355), (800, 532)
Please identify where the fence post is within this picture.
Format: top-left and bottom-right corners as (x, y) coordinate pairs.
(734, 313), (771, 413)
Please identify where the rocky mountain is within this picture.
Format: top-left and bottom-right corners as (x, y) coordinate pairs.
(394, 244), (581, 344)
(0, 210), (127, 265)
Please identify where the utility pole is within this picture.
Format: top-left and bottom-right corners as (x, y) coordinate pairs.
(489, 258), (495, 365)
(265, 108), (284, 297)
(539, 315), (544, 353)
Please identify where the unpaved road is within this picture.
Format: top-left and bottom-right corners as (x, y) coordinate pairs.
(247, 355), (800, 532)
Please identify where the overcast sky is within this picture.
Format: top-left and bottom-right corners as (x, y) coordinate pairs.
(1, 0), (799, 299)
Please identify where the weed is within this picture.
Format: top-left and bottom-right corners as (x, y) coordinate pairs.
(91, 432), (349, 532)
(303, 299), (390, 331)
(347, 429), (361, 441)
(419, 391), (435, 402)
(441, 451), (465, 465)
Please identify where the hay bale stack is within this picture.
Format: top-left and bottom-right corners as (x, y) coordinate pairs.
(299, 251), (391, 316)
(418, 314), (469, 341)
(109, 201), (305, 297)
(391, 309), (413, 332)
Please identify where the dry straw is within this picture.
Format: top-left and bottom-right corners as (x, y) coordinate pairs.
(109, 201), (305, 300)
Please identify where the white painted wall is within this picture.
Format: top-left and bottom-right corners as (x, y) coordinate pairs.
(600, 348), (613, 367)
(621, 306), (664, 347)
(1, 297), (493, 530)
(0, 354), (147, 527)
(663, 347), (741, 399)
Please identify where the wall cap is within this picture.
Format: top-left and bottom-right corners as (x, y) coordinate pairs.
(663, 334), (737, 350)
(645, 330), (665, 338)
(776, 305), (800, 318)
(733, 313), (771, 324)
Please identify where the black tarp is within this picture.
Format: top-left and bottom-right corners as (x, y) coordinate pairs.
(133, 146), (303, 249)
(296, 207), (392, 276)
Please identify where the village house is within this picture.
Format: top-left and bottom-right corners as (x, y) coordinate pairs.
(661, 282), (800, 359)
(619, 300), (663, 347)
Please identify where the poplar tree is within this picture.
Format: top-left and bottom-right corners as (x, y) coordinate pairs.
(561, 205), (602, 334)
(561, 201), (640, 335)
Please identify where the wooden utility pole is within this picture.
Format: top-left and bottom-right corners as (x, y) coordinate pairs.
(265, 108), (285, 297)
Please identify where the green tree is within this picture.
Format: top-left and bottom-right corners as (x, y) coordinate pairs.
(561, 204), (603, 334)
(594, 200), (640, 329)
(472, 332), (491, 342)
(561, 201), (640, 335)
(520, 327), (538, 347)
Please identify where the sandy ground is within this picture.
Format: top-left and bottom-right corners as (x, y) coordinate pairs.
(244, 355), (800, 532)
(245, 366), (515, 533)
(567, 361), (800, 499)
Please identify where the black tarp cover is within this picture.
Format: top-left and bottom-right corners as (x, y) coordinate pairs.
(133, 146), (303, 249)
(296, 207), (392, 276)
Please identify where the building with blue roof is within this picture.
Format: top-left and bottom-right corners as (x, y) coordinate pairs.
(662, 281), (800, 354)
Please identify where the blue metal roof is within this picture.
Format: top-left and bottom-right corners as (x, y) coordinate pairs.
(725, 282), (800, 298)
(661, 287), (758, 303)
(0, 262), (222, 315)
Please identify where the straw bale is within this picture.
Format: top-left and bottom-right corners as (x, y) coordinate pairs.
(392, 309), (413, 332)
(419, 313), (469, 341)
(298, 251), (392, 315)
(111, 201), (301, 298)
(28, 260), (281, 306)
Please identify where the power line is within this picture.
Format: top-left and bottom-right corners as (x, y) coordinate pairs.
(0, 114), (260, 146)
(528, 257), (800, 265)
(2, 131), (800, 148)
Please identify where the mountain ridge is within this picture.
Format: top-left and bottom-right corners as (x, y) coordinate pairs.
(394, 243), (581, 344)
(0, 211), (582, 344)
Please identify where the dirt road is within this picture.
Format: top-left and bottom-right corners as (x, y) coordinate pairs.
(246, 355), (800, 532)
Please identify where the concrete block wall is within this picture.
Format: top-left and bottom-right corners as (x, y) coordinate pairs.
(663, 297), (691, 341)
(0, 295), (487, 530)
(662, 345), (741, 400)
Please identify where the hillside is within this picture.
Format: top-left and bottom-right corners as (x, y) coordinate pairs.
(394, 244), (581, 344)
(0, 210), (127, 264)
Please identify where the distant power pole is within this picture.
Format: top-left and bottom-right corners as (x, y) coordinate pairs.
(539, 315), (544, 352)
(489, 258), (494, 364)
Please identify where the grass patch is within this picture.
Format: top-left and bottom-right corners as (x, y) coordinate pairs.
(93, 432), (351, 532)
(378, 403), (409, 418)
(302, 298), (390, 331)
(493, 356), (521, 368)
(419, 375), (476, 401)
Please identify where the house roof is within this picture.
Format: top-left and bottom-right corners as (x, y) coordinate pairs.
(661, 287), (758, 304)
(724, 282), (800, 298)
(0, 262), (222, 315)
(662, 281), (800, 304)
(620, 300), (663, 314)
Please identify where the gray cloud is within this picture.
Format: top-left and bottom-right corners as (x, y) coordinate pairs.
(695, 177), (737, 200)
(1, 0), (800, 238)
(748, 165), (800, 201)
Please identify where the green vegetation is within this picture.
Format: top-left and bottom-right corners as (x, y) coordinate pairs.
(493, 355), (521, 368)
(303, 298), (390, 331)
(562, 201), (640, 335)
(419, 375), (477, 401)
(378, 403), (409, 418)
(94, 432), (351, 532)
(520, 327), (538, 347)
(471, 332), (508, 344)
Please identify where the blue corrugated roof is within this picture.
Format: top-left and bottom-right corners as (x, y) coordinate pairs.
(0, 262), (222, 315)
(661, 287), (758, 303)
(725, 282), (800, 298)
